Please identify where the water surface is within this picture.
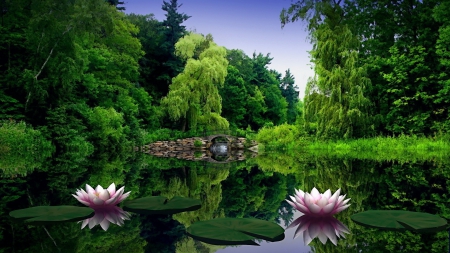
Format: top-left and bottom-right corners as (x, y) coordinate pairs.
(1, 149), (449, 252)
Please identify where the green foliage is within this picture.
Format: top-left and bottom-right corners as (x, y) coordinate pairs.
(219, 65), (248, 129)
(280, 69), (300, 124)
(88, 107), (129, 151)
(256, 124), (299, 148)
(161, 33), (229, 131)
(0, 121), (53, 176)
(194, 139), (202, 147)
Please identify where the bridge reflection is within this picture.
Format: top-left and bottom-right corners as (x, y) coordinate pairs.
(143, 143), (257, 164)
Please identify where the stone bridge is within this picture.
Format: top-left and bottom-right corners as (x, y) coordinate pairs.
(203, 134), (237, 142)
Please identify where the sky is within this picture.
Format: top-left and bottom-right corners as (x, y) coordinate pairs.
(123, 0), (315, 100)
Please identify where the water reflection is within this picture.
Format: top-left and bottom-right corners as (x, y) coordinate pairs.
(1, 149), (450, 252)
(287, 214), (350, 246)
(210, 142), (228, 156)
(79, 206), (131, 231)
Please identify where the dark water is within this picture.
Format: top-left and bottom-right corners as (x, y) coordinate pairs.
(1, 149), (450, 253)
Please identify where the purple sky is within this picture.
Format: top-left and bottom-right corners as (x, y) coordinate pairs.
(123, 0), (315, 100)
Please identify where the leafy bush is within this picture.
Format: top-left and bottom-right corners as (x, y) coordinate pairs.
(194, 139), (203, 147)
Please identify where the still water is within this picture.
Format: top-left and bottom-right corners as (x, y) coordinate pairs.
(1, 147), (450, 252)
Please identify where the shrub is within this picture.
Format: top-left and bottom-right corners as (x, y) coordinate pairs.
(194, 139), (203, 147)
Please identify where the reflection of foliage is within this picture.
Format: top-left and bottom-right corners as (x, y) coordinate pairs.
(175, 236), (226, 252)
(167, 167), (229, 227)
(220, 166), (287, 222)
(351, 160), (450, 252)
(76, 217), (146, 253)
(139, 214), (185, 253)
(0, 149), (52, 177)
(0, 121), (54, 177)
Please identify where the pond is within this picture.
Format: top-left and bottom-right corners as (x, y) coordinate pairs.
(1, 148), (450, 252)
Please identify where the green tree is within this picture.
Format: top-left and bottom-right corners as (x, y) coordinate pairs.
(281, 0), (373, 139)
(251, 53), (288, 126)
(344, 0), (447, 136)
(219, 65), (248, 129)
(280, 69), (300, 124)
(246, 86), (268, 129)
(161, 33), (229, 131)
(105, 0), (125, 10)
(158, 0), (191, 96)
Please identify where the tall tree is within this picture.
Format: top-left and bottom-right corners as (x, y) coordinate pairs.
(345, 0), (446, 136)
(433, 0), (450, 133)
(161, 33), (229, 131)
(251, 53), (288, 126)
(105, 0), (125, 10)
(219, 65), (248, 129)
(158, 0), (191, 95)
(281, 0), (373, 139)
(280, 69), (300, 124)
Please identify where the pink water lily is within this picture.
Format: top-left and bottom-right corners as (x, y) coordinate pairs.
(80, 206), (131, 231)
(286, 187), (350, 216)
(287, 214), (350, 245)
(72, 183), (131, 209)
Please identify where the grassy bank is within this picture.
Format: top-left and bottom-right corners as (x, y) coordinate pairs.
(256, 124), (450, 160)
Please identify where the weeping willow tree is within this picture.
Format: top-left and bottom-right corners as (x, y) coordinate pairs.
(281, 0), (373, 139)
(161, 33), (229, 131)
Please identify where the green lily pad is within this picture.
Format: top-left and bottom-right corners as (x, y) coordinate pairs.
(123, 196), (201, 215)
(9, 206), (94, 225)
(351, 210), (448, 233)
(186, 218), (285, 246)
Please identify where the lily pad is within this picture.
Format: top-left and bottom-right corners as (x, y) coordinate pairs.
(186, 218), (285, 246)
(351, 210), (448, 233)
(9, 206), (94, 225)
(123, 196), (201, 215)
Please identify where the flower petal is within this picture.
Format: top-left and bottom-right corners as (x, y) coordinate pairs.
(86, 184), (95, 194)
(310, 187), (321, 199)
(81, 219), (90, 229)
(107, 183), (116, 195)
(322, 202), (336, 214)
(114, 191), (131, 204)
(307, 221), (320, 239)
(72, 195), (91, 206)
(323, 189), (331, 199)
(98, 189), (110, 201)
(95, 185), (104, 193)
(304, 193), (314, 206)
(111, 186), (124, 198)
(99, 219), (111, 231)
(334, 204), (351, 214)
(92, 196), (105, 205)
(286, 199), (297, 209)
(303, 230), (313, 245)
(306, 202), (321, 214)
(316, 197), (328, 208)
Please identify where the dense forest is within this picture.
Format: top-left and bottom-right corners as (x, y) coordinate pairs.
(0, 0), (300, 154)
(1, 1), (450, 251)
(280, 0), (450, 139)
(2, 0), (449, 154)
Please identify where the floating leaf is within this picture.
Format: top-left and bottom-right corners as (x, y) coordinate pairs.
(351, 210), (447, 233)
(9, 206), (94, 225)
(123, 196), (201, 215)
(186, 218), (285, 246)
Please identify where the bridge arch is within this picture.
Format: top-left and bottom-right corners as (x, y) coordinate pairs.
(205, 134), (236, 142)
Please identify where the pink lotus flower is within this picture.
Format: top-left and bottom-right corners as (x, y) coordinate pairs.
(286, 187), (350, 216)
(80, 206), (131, 231)
(287, 214), (350, 245)
(72, 183), (131, 209)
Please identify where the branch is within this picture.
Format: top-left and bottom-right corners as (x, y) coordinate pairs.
(26, 25), (72, 110)
(43, 226), (59, 251)
(34, 25), (72, 80)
